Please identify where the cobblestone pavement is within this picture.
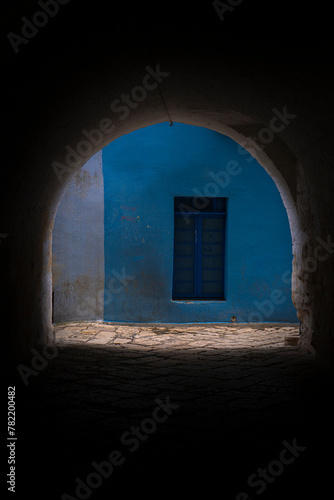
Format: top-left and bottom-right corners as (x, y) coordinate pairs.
(14, 322), (334, 500)
(55, 321), (300, 347)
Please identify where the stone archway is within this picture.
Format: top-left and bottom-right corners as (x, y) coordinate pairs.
(3, 51), (333, 368)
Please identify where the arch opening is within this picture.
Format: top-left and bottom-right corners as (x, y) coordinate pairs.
(51, 120), (301, 330)
(7, 68), (319, 364)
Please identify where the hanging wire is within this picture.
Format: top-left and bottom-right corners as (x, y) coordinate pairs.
(149, 52), (173, 126)
(157, 83), (173, 126)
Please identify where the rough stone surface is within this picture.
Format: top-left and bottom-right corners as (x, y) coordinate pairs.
(13, 322), (334, 499)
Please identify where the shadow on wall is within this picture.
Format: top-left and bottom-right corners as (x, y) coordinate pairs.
(52, 151), (105, 323)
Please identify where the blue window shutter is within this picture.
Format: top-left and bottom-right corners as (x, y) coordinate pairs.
(173, 198), (226, 300)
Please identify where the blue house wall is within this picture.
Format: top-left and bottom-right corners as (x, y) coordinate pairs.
(102, 122), (298, 323)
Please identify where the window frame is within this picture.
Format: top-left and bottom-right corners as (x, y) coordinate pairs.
(172, 197), (227, 301)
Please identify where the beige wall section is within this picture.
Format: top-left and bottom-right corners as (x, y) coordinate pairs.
(52, 151), (104, 323)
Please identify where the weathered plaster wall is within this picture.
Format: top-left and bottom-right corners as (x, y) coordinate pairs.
(103, 122), (298, 323)
(52, 152), (104, 323)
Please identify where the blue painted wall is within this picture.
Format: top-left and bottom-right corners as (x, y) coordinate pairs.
(102, 122), (298, 323)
